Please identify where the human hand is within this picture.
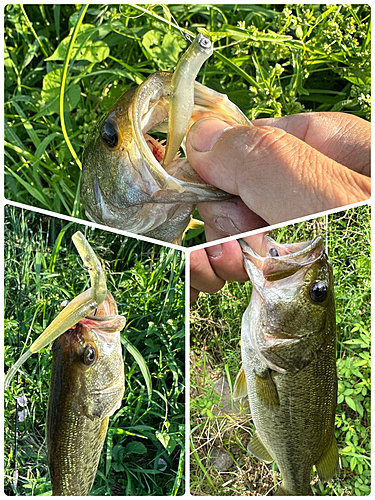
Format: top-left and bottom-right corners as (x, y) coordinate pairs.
(190, 233), (267, 302)
(186, 112), (370, 241)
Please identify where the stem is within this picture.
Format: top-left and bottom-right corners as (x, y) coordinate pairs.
(59, 4), (89, 171)
(20, 5), (51, 61)
(131, 5), (194, 38)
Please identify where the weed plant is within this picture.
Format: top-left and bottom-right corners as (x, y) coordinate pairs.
(4, 5), (371, 245)
(4, 205), (185, 496)
(190, 205), (370, 495)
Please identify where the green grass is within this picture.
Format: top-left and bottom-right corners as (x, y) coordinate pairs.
(4, 205), (185, 496)
(190, 205), (371, 496)
(4, 5), (371, 246)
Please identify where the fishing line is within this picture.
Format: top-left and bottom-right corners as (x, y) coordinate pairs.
(120, 5), (191, 44)
(130, 5), (194, 39)
(119, 3), (151, 20)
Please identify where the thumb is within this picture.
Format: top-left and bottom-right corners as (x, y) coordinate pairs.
(186, 118), (370, 224)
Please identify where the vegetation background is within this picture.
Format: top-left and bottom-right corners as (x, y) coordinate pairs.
(190, 205), (371, 496)
(4, 4), (371, 246)
(4, 205), (185, 496)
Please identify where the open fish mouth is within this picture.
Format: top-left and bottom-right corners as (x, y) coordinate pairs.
(81, 292), (126, 344)
(87, 74), (249, 225)
(122, 71), (251, 202)
(239, 236), (324, 283)
(81, 34), (252, 242)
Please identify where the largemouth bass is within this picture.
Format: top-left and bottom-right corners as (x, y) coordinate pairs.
(48, 292), (125, 495)
(82, 34), (251, 243)
(234, 236), (339, 495)
(5, 232), (126, 496)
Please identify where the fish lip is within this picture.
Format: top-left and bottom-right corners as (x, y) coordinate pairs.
(239, 235), (323, 260)
(130, 72), (179, 189)
(79, 292), (126, 342)
(239, 236), (324, 282)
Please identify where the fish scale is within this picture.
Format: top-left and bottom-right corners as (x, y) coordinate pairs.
(47, 408), (108, 495)
(244, 339), (337, 495)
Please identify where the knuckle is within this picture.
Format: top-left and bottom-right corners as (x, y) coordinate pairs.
(248, 126), (288, 154)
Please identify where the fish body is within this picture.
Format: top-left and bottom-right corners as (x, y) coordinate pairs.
(47, 292), (125, 495)
(235, 236), (338, 495)
(82, 67), (250, 243)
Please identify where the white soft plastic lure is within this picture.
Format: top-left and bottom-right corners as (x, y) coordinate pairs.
(163, 33), (213, 167)
(5, 231), (108, 388)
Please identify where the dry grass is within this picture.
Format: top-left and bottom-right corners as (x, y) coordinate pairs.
(190, 351), (281, 496)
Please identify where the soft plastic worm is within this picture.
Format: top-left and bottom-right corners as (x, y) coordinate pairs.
(163, 33), (213, 167)
(5, 232), (107, 389)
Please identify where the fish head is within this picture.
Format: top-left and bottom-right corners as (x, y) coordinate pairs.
(240, 236), (336, 372)
(82, 71), (249, 242)
(52, 292), (126, 418)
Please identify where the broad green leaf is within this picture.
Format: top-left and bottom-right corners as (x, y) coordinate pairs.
(46, 24), (110, 63)
(125, 441), (147, 454)
(43, 69), (64, 90)
(155, 430), (177, 455)
(345, 396), (357, 412)
(142, 30), (187, 71)
(40, 84), (81, 116)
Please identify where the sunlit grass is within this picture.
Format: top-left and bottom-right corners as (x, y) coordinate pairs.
(4, 4), (371, 245)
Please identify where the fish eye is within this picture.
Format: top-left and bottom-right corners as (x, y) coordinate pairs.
(269, 247), (279, 257)
(309, 281), (328, 303)
(82, 343), (97, 366)
(102, 118), (119, 148)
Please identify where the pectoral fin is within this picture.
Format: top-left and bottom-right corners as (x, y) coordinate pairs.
(315, 436), (339, 482)
(254, 370), (279, 407)
(233, 367), (247, 400)
(247, 432), (274, 463)
(98, 416), (110, 443)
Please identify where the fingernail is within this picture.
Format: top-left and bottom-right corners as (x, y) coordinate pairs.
(189, 118), (233, 152)
(206, 244), (223, 258)
(216, 217), (241, 234)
